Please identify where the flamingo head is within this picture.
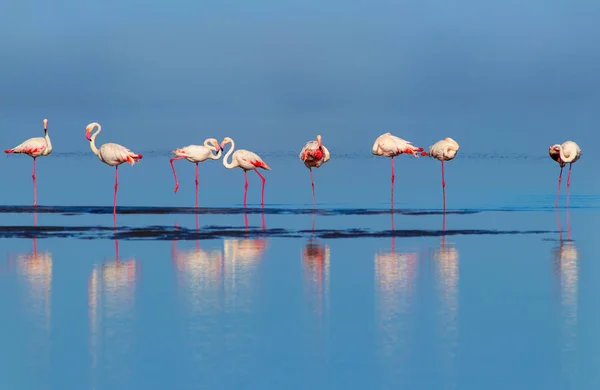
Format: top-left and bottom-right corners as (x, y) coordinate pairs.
(85, 125), (93, 141)
(316, 134), (322, 146)
(205, 138), (220, 152)
(43, 119), (48, 131)
(219, 137), (233, 150)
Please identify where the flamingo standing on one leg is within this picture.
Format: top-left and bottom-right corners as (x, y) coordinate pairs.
(5, 118), (53, 206)
(220, 137), (271, 207)
(86, 122), (143, 216)
(427, 137), (460, 211)
(299, 134), (330, 206)
(371, 132), (425, 205)
(170, 139), (222, 207)
(549, 141), (581, 208)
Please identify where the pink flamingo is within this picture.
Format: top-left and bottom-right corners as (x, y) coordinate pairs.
(299, 134), (330, 206)
(220, 137), (271, 207)
(427, 137), (460, 211)
(371, 132), (425, 204)
(549, 141), (582, 207)
(86, 122), (143, 215)
(5, 118), (53, 206)
(170, 139), (222, 207)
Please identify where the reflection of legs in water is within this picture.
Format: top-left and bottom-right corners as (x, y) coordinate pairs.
(566, 163), (573, 208)
(195, 214), (200, 250)
(441, 212), (447, 249)
(115, 239), (120, 262)
(311, 212), (317, 231)
(555, 208), (563, 243)
(244, 213), (249, 230)
(556, 166), (563, 208)
(261, 213), (266, 231)
(391, 211), (395, 253)
(33, 212), (38, 255)
(391, 156), (395, 209)
(566, 208), (572, 241)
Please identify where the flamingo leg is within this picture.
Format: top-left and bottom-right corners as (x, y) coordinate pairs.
(169, 157), (184, 193)
(243, 213), (249, 230)
(391, 156), (395, 208)
(555, 166), (563, 208)
(243, 170), (249, 207)
(566, 163), (573, 208)
(32, 157), (37, 206)
(255, 169), (266, 207)
(114, 166), (119, 216)
(195, 163), (199, 208)
(442, 160), (446, 211)
(310, 168), (316, 207)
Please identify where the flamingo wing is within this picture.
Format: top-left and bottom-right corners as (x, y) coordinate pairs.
(99, 143), (143, 166)
(236, 149), (271, 170)
(5, 137), (47, 156)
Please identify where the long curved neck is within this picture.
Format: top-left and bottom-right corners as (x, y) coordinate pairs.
(203, 140), (222, 160)
(90, 124), (101, 156)
(222, 140), (238, 168)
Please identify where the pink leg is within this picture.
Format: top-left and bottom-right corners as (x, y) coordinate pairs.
(441, 160), (446, 211)
(244, 213), (249, 230)
(32, 158), (37, 207)
(555, 166), (563, 208)
(114, 166), (119, 215)
(566, 163), (573, 208)
(170, 157), (184, 193)
(310, 168), (316, 207)
(243, 170), (249, 207)
(261, 213), (266, 230)
(195, 162), (199, 208)
(255, 169), (266, 207)
(391, 157), (395, 208)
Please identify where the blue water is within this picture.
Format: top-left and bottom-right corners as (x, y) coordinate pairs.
(0, 152), (598, 389)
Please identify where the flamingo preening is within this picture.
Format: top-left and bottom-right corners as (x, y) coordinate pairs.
(86, 122), (143, 216)
(427, 137), (460, 211)
(299, 134), (330, 206)
(220, 137), (271, 207)
(371, 132), (425, 205)
(5, 119), (53, 206)
(170, 139), (222, 207)
(549, 141), (581, 207)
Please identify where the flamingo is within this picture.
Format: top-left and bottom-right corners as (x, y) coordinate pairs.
(299, 134), (330, 206)
(427, 137), (460, 211)
(85, 122), (143, 215)
(170, 139), (222, 207)
(220, 137), (271, 207)
(549, 141), (582, 207)
(5, 118), (52, 206)
(371, 132), (425, 204)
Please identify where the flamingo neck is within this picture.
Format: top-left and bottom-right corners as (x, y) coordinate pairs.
(222, 140), (238, 169)
(203, 139), (222, 160)
(89, 124), (101, 157)
(44, 128), (53, 153)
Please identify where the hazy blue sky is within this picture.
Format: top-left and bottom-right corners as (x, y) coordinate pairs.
(1, 0), (599, 153)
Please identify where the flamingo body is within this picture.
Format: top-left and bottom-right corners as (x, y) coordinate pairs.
(4, 119), (52, 206)
(550, 140), (581, 207)
(220, 137), (271, 207)
(299, 134), (330, 206)
(170, 139), (222, 207)
(427, 137), (460, 210)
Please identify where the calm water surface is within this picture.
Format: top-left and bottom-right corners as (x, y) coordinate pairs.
(0, 153), (599, 390)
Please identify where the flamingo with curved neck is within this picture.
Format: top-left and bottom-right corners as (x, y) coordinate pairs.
(4, 118), (52, 206)
(549, 141), (581, 207)
(169, 138), (222, 207)
(299, 134), (331, 207)
(220, 137), (271, 207)
(427, 137), (460, 211)
(85, 122), (143, 218)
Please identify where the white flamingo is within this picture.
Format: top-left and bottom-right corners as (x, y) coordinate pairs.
(86, 122), (143, 215)
(549, 141), (582, 207)
(170, 139), (222, 207)
(371, 132), (425, 204)
(299, 134), (330, 206)
(220, 137), (271, 207)
(5, 118), (52, 206)
(427, 137), (460, 210)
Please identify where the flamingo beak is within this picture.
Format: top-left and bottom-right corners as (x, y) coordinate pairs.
(86, 131), (92, 141)
(219, 142), (225, 150)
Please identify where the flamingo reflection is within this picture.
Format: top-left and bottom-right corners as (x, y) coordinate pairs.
(88, 235), (138, 376)
(553, 208), (578, 385)
(374, 212), (418, 365)
(171, 215), (224, 314)
(222, 213), (267, 312)
(13, 213), (52, 367)
(433, 213), (459, 386)
(302, 235), (330, 327)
